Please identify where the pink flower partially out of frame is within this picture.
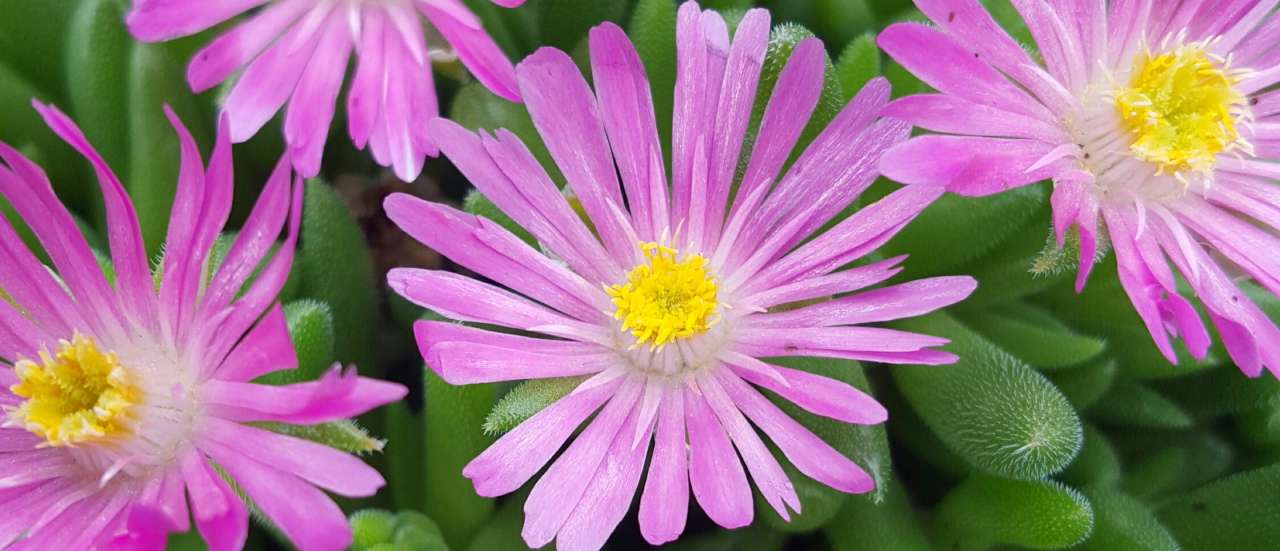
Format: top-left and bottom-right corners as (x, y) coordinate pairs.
(387, 3), (976, 549)
(879, 0), (1280, 378)
(0, 102), (404, 551)
(127, 0), (525, 182)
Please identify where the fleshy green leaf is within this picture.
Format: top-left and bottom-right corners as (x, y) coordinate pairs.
(65, 0), (130, 228)
(1047, 357), (1118, 411)
(425, 370), (496, 547)
(537, 0), (627, 51)
(1089, 383), (1193, 430)
(628, 0), (677, 157)
(892, 312), (1084, 480)
(0, 0), (74, 101)
(877, 182), (1050, 280)
(1159, 462), (1280, 549)
(824, 478), (930, 551)
(0, 62), (83, 200)
(834, 34), (880, 102)
(350, 509), (449, 551)
(296, 180), (379, 372)
(1157, 364), (1280, 418)
(960, 302), (1106, 370)
(1077, 487), (1179, 551)
(934, 475), (1094, 550)
(127, 42), (214, 254)
(466, 490), (527, 551)
(1059, 423), (1121, 488)
(484, 376), (582, 435)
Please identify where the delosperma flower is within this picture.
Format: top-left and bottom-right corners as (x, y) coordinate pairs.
(0, 102), (405, 550)
(879, 0), (1280, 377)
(386, 3), (977, 549)
(126, 0), (525, 182)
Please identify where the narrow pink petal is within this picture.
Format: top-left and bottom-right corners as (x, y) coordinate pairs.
(752, 276), (978, 328)
(879, 135), (1065, 195)
(738, 256), (905, 310)
(877, 22), (1051, 119)
(425, 342), (612, 384)
(697, 374), (800, 521)
(159, 107), (212, 339)
(186, 0), (312, 92)
(716, 369), (874, 494)
(729, 359), (887, 425)
(0, 148), (119, 338)
(1102, 206), (1184, 363)
(421, 2), (521, 101)
(684, 386), (753, 529)
(367, 19), (439, 181)
(127, 0), (268, 41)
(1011, 0), (1087, 93)
(384, 194), (608, 321)
(463, 374), (622, 497)
(882, 94), (1068, 142)
(215, 305), (297, 382)
(414, 320), (601, 357)
(200, 418), (385, 497)
(736, 326), (950, 361)
(0, 214), (80, 339)
(387, 268), (596, 335)
(33, 102), (155, 328)
(200, 155), (292, 318)
(222, 5), (334, 142)
(100, 505), (170, 551)
(516, 47), (635, 264)
(205, 366), (407, 424)
(670, 4), (730, 239)
(638, 385), (689, 546)
(180, 451), (249, 551)
(284, 18), (353, 177)
(556, 404), (652, 551)
(700, 8), (771, 248)
(521, 376), (643, 548)
(12, 487), (131, 551)
(346, 8), (387, 149)
(589, 22), (668, 241)
(210, 446), (353, 551)
(428, 119), (621, 283)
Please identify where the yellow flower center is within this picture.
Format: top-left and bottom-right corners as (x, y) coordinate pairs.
(9, 335), (139, 446)
(1114, 45), (1248, 175)
(606, 242), (719, 349)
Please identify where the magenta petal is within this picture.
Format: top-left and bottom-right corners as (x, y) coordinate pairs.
(127, 0), (268, 41)
(186, 0), (311, 92)
(684, 386), (753, 529)
(421, 2), (520, 101)
(879, 135), (1063, 195)
(556, 404), (652, 551)
(180, 451), (249, 551)
(638, 386), (689, 546)
(200, 418), (385, 497)
(728, 360), (888, 425)
(205, 366), (407, 424)
(216, 304), (297, 382)
(284, 18), (353, 177)
(210, 447), (353, 551)
(463, 373), (622, 497)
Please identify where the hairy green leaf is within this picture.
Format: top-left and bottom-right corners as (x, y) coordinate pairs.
(1159, 463), (1280, 549)
(1089, 383), (1193, 430)
(484, 377), (583, 435)
(1077, 487), (1179, 551)
(425, 370), (496, 547)
(961, 303), (1106, 370)
(934, 475), (1094, 550)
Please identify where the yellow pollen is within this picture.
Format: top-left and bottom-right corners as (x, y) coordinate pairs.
(606, 242), (719, 350)
(9, 334), (139, 446)
(1114, 44), (1248, 175)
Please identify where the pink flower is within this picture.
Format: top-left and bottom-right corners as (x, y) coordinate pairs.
(0, 102), (405, 551)
(878, 1), (1280, 378)
(386, 3), (975, 549)
(126, 0), (525, 182)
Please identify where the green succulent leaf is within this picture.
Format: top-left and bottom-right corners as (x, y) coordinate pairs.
(1089, 383), (1193, 430)
(484, 376), (583, 436)
(934, 474), (1094, 551)
(424, 370), (497, 547)
(1048, 357), (1118, 411)
(628, 0), (678, 157)
(960, 302), (1106, 370)
(1077, 487), (1179, 551)
(892, 312), (1084, 480)
(834, 34), (881, 102)
(1159, 462), (1280, 549)
(824, 478), (930, 551)
(1059, 423), (1122, 488)
(349, 509), (449, 551)
(296, 180), (379, 372)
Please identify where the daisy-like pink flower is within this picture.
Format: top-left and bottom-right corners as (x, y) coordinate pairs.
(126, 0), (525, 182)
(386, 3), (976, 549)
(878, 1), (1280, 378)
(0, 102), (405, 551)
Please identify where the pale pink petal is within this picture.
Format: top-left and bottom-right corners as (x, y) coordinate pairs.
(284, 18), (353, 177)
(638, 385), (689, 546)
(387, 268), (598, 337)
(752, 276), (978, 328)
(716, 369), (874, 494)
(463, 374), (622, 497)
(180, 451), (248, 551)
(200, 418), (385, 497)
(556, 403), (652, 551)
(521, 376), (643, 548)
(683, 386), (752, 529)
(186, 0), (312, 92)
(727, 359), (887, 425)
(421, 2), (520, 101)
(215, 304), (297, 382)
(697, 374), (799, 521)
(127, 0), (268, 41)
(204, 366), (407, 424)
(738, 256), (905, 310)
(882, 94), (1068, 142)
(211, 447), (353, 551)
(425, 342), (612, 384)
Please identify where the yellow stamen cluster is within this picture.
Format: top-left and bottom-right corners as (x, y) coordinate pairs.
(606, 242), (719, 349)
(1114, 44), (1248, 175)
(9, 334), (138, 446)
